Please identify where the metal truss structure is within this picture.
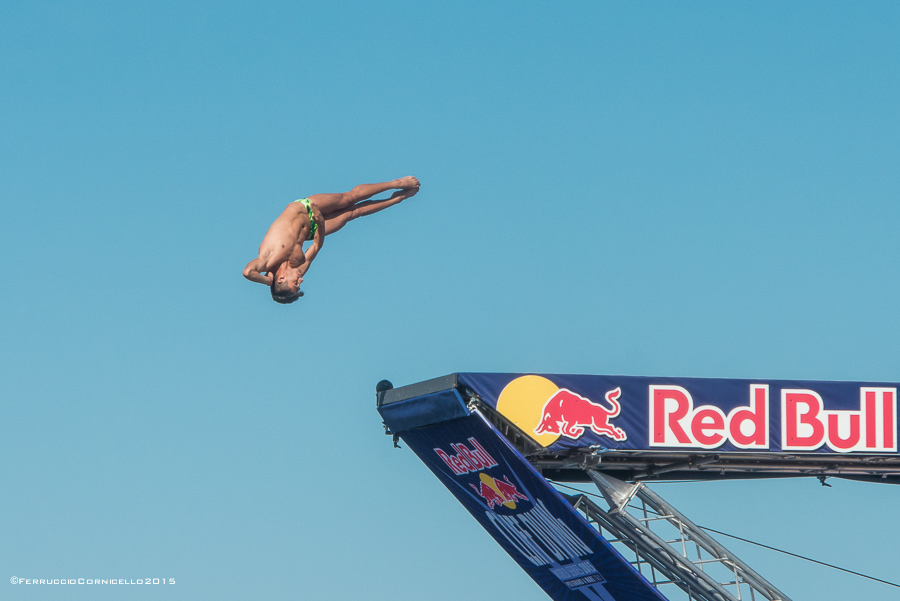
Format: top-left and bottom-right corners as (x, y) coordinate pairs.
(567, 470), (792, 601)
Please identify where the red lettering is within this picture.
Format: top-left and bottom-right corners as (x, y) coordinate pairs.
(784, 391), (824, 449)
(652, 387), (691, 444)
(729, 385), (768, 448)
(865, 390), (877, 448)
(434, 449), (463, 475)
(884, 392), (895, 449)
(471, 439), (499, 469)
(458, 444), (483, 471)
(827, 413), (860, 451)
(452, 445), (474, 471)
(692, 408), (725, 446)
(435, 439), (498, 476)
(451, 455), (466, 473)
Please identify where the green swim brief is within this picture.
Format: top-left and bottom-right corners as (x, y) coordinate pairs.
(294, 198), (317, 240)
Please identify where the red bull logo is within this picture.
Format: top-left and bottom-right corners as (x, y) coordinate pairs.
(488, 374), (898, 455)
(434, 438), (498, 476)
(534, 387), (627, 442)
(494, 375), (629, 447)
(470, 473), (529, 510)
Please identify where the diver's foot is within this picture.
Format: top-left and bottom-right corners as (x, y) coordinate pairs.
(390, 186), (418, 200)
(396, 175), (420, 189)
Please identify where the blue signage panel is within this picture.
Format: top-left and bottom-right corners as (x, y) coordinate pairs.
(400, 412), (666, 601)
(457, 373), (899, 456)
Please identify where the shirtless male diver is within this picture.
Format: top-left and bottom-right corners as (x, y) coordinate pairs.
(243, 176), (420, 304)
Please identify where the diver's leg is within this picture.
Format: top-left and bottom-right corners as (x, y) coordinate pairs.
(309, 176), (419, 215)
(320, 211), (354, 236)
(321, 187), (417, 236)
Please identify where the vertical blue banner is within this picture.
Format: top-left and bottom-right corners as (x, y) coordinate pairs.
(399, 412), (666, 601)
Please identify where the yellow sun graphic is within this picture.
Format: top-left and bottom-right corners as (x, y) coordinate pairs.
(496, 375), (561, 447)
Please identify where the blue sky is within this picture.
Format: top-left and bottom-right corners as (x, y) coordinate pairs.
(2, 1), (899, 599)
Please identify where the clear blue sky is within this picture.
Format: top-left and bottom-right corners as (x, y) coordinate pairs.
(2, 2), (899, 600)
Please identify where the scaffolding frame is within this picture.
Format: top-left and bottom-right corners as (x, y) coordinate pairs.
(568, 470), (792, 601)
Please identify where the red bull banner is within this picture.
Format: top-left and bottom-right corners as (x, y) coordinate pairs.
(456, 373), (899, 455)
(398, 411), (666, 601)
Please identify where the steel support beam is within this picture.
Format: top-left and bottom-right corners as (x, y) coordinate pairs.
(567, 470), (793, 601)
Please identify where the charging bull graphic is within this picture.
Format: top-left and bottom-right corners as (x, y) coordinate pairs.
(534, 387), (627, 441)
(470, 473), (530, 510)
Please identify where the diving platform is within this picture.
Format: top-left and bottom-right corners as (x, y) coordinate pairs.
(376, 372), (900, 600)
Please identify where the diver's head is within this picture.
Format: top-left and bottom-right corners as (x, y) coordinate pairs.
(270, 263), (304, 304)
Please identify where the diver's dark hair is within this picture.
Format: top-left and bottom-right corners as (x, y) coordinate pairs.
(270, 281), (303, 304)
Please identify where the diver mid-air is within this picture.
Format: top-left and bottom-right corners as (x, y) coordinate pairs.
(243, 176), (420, 304)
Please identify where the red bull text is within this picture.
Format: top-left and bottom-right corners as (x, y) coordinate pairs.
(651, 384), (897, 453)
(781, 387), (896, 452)
(434, 438), (498, 475)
